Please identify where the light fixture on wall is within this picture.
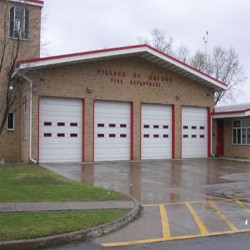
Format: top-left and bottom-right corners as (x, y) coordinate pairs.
(32, 84), (38, 94)
(175, 95), (180, 100)
(86, 87), (93, 94)
(39, 78), (45, 83)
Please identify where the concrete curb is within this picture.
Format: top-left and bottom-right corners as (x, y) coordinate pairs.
(0, 196), (142, 250)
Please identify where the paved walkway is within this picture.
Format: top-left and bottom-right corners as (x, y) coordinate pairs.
(0, 201), (135, 213)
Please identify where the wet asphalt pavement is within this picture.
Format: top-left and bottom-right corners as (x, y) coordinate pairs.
(43, 232), (250, 250)
(41, 159), (250, 249)
(43, 159), (250, 204)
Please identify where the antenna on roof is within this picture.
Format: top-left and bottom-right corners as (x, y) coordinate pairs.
(203, 31), (209, 61)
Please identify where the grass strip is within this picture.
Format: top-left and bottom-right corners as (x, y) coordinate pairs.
(0, 210), (127, 241)
(0, 165), (124, 202)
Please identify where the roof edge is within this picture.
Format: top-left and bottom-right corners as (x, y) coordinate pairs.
(212, 108), (250, 116)
(212, 108), (250, 119)
(144, 45), (227, 88)
(11, 0), (44, 7)
(15, 44), (227, 90)
(16, 44), (148, 66)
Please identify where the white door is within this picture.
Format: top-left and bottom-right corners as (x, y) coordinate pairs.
(94, 101), (131, 161)
(182, 106), (208, 158)
(39, 97), (82, 163)
(141, 104), (172, 159)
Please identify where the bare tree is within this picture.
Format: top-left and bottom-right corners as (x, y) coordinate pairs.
(189, 50), (214, 75)
(139, 29), (246, 105)
(190, 47), (246, 105)
(174, 44), (190, 63)
(0, 0), (41, 135)
(139, 29), (174, 55)
(0, 0), (20, 135)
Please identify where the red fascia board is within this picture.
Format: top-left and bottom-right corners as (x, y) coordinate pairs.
(12, 0), (44, 5)
(212, 108), (250, 115)
(27, 0), (44, 4)
(16, 44), (226, 88)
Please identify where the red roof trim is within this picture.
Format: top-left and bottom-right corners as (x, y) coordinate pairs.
(16, 44), (226, 87)
(212, 108), (250, 115)
(147, 45), (227, 87)
(11, 0), (44, 6)
(16, 44), (147, 65)
(27, 0), (44, 4)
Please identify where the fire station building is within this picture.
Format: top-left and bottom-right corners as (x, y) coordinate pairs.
(1, 0), (232, 163)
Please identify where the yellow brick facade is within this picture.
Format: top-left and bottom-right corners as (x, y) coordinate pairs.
(26, 57), (214, 162)
(0, 0), (42, 161)
(0, 1), (222, 163)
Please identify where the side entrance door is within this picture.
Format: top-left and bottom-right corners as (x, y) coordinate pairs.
(216, 119), (224, 156)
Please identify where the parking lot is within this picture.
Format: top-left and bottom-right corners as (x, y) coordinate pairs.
(99, 197), (250, 247)
(43, 159), (250, 247)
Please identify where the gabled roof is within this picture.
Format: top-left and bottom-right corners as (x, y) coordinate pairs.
(15, 44), (227, 91)
(212, 103), (250, 118)
(11, 0), (44, 7)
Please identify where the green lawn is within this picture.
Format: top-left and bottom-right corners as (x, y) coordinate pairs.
(0, 210), (127, 241)
(0, 165), (128, 241)
(0, 165), (124, 202)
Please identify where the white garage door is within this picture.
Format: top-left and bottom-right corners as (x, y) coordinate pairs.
(182, 106), (208, 158)
(39, 97), (82, 163)
(94, 101), (131, 161)
(141, 104), (172, 159)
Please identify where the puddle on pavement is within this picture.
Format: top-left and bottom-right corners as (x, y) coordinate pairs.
(42, 160), (250, 204)
(76, 160), (249, 204)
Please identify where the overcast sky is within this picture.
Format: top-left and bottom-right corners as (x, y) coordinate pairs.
(41, 0), (250, 105)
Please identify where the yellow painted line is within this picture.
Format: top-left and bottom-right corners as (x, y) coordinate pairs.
(143, 196), (250, 207)
(102, 237), (164, 247)
(103, 197), (250, 248)
(159, 204), (171, 239)
(169, 228), (250, 241)
(144, 200), (204, 207)
(102, 228), (250, 247)
(186, 203), (209, 236)
(208, 201), (238, 231)
(234, 200), (250, 214)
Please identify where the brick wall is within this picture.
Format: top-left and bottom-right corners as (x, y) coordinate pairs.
(26, 57), (214, 162)
(0, 0), (42, 161)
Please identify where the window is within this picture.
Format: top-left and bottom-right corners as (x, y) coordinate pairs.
(232, 119), (250, 145)
(7, 112), (15, 131)
(9, 6), (29, 40)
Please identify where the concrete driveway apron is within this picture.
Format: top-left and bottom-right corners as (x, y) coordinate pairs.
(42, 159), (250, 247)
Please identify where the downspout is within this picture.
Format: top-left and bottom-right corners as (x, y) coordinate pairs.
(211, 114), (215, 157)
(19, 75), (37, 164)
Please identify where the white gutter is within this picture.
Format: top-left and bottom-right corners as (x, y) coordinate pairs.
(19, 75), (37, 164)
